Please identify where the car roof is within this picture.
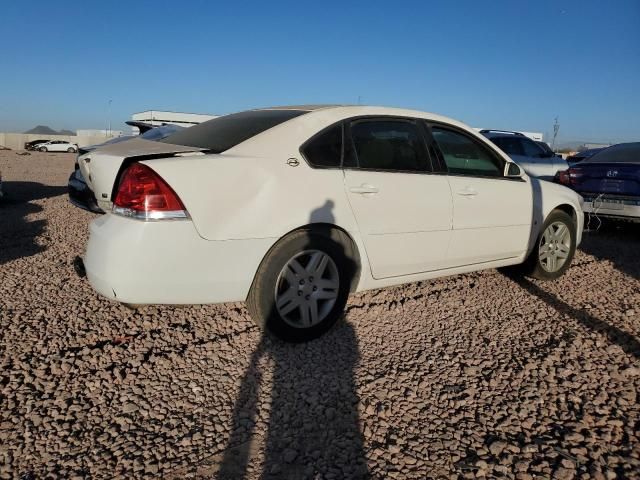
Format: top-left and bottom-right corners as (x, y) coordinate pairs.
(254, 104), (344, 112)
(224, 105), (494, 158)
(480, 130), (525, 138)
(250, 104), (463, 125)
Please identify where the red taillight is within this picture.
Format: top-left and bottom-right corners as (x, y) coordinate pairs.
(557, 169), (571, 185)
(113, 163), (188, 220)
(557, 167), (580, 187)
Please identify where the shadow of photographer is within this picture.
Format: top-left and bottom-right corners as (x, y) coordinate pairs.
(217, 200), (368, 479)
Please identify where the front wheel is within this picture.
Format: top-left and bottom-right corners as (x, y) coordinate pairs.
(246, 229), (355, 342)
(39, 147), (47, 152)
(519, 210), (577, 280)
(67, 147), (76, 153)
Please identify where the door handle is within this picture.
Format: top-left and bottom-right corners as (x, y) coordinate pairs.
(349, 184), (379, 194)
(456, 187), (478, 197)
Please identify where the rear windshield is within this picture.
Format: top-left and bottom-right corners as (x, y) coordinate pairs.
(585, 142), (640, 164)
(160, 109), (308, 152)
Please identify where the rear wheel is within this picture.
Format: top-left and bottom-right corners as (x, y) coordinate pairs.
(67, 147), (75, 153)
(246, 229), (355, 342)
(517, 210), (576, 280)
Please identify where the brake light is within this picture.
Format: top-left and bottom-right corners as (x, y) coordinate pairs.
(113, 163), (188, 220)
(557, 169), (571, 186)
(557, 167), (580, 187)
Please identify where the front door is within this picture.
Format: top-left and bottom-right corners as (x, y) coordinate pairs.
(343, 118), (453, 279)
(430, 126), (533, 266)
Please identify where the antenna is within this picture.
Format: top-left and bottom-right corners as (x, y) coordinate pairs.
(551, 116), (560, 150)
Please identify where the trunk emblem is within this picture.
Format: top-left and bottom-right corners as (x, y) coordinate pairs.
(287, 158), (300, 167)
(606, 170), (619, 177)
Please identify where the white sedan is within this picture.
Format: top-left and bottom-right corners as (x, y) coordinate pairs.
(36, 140), (78, 153)
(83, 105), (583, 341)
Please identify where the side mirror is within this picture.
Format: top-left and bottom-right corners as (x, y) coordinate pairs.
(505, 162), (523, 178)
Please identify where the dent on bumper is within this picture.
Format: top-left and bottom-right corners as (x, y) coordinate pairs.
(84, 214), (277, 305)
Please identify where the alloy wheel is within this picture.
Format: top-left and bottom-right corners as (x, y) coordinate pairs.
(274, 250), (340, 328)
(538, 221), (572, 272)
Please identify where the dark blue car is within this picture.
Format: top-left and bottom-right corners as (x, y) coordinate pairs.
(557, 142), (640, 222)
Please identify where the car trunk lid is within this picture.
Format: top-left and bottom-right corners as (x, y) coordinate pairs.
(79, 137), (206, 211)
(570, 163), (640, 197)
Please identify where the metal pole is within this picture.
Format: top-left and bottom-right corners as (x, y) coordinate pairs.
(551, 117), (559, 150)
(108, 99), (112, 137)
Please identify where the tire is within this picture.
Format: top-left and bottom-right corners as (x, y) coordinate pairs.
(516, 209), (577, 280)
(67, 147), (75, 153)
(246, 228), (356, 342)
(40, 147), (47, 152)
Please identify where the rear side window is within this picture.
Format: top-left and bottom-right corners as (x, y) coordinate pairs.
(350, 120), (429, 172)
(160, 109), (308, 153)
(301, 124), (342, 168)
(492, 137), (524, 156)
(432, 127), (504, 177)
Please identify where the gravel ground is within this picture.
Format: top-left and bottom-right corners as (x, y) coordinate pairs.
(1, 151), (639, 479)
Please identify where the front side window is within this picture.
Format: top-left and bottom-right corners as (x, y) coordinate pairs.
(521, 138), (546, 158)
(432, 127), (504, 177)
(350, 120), (429, 172)
(301, 124), (342, 168)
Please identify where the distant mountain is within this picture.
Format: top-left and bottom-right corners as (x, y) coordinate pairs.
(24, 125), (60, 135)
(23, 126), (76, 135)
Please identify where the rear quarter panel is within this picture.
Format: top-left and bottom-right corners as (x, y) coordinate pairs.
(144, 155), (360, 241)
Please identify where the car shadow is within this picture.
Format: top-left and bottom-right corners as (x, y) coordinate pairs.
(215, 200), (367, 479)
(579, 220), (640, 281)
(503, 272), (640, 360)
(0, 181), (67, 265)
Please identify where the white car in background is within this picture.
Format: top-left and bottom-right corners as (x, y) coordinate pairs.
(36, 140), (78, 153)
(481, 130), (569, 180)
(82, 105), (583, 342)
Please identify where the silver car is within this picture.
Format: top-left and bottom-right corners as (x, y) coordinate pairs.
(481, 130), (568, 180)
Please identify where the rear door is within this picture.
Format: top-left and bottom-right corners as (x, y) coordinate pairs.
(430, 125), (532, 266)
(343, 117), (453, 279)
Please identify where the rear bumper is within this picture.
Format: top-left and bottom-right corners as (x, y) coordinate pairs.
(84, 214), (276, 305)
(582, 195), (640, 221)
(68, 170), (104, 214)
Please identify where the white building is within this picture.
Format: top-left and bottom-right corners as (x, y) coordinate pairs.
(130, 110), (217, 134)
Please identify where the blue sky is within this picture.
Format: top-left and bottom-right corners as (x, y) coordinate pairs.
(0, 0), (638, 144)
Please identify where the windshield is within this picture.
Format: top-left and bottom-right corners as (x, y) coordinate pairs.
(584, 142), (640, 164)
(160, 109), (308, 152)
